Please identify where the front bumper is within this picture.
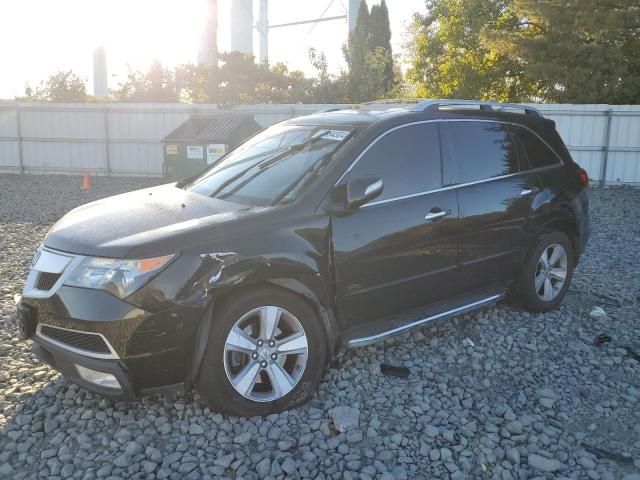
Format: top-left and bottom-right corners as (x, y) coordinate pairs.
(18, 285), (204, 400)
(32, 333), (137, 401)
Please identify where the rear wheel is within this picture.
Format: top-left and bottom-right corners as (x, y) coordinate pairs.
(196, 288), (326, 416)
(518, 231), (574, 312)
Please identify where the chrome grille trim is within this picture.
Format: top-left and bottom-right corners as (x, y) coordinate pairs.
(35, 323), (120, 360)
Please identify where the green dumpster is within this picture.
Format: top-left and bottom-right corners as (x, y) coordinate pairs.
(162, 113), (262, 181)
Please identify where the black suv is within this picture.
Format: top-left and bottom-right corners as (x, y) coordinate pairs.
(18, 100), (589, 416)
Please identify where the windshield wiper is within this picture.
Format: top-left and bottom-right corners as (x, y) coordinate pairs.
(211, 138), (327, 199)
(270, 151), (333, 206)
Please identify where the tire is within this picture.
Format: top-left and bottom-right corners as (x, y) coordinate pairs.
(518, 231), (574, 313)
(196, 287), (327, 416)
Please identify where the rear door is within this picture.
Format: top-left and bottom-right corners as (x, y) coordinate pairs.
(332, 122), (460, 327)
(443, 120), (543, 293)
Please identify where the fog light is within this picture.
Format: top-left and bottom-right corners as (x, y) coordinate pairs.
(74, 364), (121, 390)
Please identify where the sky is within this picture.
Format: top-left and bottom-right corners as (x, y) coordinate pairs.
(0, 0), (426, 99)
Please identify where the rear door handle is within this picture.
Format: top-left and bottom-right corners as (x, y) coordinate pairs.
(424, 210), (451, 222)
(521, 188), (536, 196)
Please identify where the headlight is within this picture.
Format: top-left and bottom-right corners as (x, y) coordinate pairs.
(65, 255), (174, 298)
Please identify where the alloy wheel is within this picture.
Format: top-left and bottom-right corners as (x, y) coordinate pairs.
(534, 243), (568, 302)
(223, 306), (308, 402)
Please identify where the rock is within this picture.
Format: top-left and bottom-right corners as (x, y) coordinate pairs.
(113, 454), (130, 468)
(124, 441), (143, 456)
(505, 421), (523, 435)
(142, 461), (157, 474)
(256, 458), (271, 478)
(44, 419), (59, 434)
(424, 425), (439, 437)
(234, 432), (251, 445)
(0, 463), (14, 477)
(578, 456), (596, 470)
(346, 430), (363, 443)
(528, 453), (563, 472)
(189, 424), (204, 435)
(281, 457), (297, 475)
(589, 306), (607, 319)
(506, 448), (520, 465)
(329, 406), (360, 433)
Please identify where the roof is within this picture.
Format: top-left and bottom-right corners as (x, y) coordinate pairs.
(163, 113), (260, 142)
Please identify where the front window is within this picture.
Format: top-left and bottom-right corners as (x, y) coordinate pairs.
(184, 124), (354, 206)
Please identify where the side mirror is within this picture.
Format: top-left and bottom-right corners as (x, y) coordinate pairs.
(345, 176), (384, 210)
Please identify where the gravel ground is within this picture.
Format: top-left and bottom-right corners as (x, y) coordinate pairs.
(1, 174), (640, 480)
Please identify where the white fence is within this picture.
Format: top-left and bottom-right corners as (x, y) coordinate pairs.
(0, 102), (639, 184)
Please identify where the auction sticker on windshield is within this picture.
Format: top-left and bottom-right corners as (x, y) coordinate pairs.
(315, 129), (351, 142)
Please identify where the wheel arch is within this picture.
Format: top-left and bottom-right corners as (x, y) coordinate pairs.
(186, 279), (338, 385)
(542, 217), (580, 264)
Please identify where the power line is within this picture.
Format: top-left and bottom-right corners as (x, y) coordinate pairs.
(300, 0), (337, 46)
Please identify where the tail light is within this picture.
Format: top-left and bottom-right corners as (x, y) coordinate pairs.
(577, 167), (589, 187)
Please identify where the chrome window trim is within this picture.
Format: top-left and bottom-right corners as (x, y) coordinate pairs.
(334, 118), (564, 208)
(35, 323), (120, 360)
(347, 294), (502, 347)
(362, 164), (561, 208)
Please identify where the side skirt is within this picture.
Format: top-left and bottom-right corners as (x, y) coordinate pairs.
(341, 291), (504, 348)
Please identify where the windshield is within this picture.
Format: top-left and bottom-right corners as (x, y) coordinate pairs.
(185, 124), (353, 206)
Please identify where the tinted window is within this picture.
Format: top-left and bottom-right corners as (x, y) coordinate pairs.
(510, 125), (561, 169)
(350, 123), (441, 201)
(448, 122), (519, 183)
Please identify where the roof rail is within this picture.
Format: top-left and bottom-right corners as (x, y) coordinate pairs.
(413, 99), (542, 117)
(357, 98), (424, 106)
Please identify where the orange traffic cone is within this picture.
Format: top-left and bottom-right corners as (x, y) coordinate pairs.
(81, 171), (91, 190)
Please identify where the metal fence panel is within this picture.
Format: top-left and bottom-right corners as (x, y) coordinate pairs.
(0, 102), (638, 184)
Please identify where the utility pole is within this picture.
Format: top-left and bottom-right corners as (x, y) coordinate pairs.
(258, 0), (269, 64)
(199, 0), (219, 65)
(348, 0), (359, 33)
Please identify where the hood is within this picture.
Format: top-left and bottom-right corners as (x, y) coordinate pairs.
(44, 184), (269, 258)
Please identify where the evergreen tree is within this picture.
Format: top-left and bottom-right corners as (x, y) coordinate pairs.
(344, 0), (396, 102)
(484, 0), (640, 104)
(369, 0), (394, 93)
(345, 0), (371, 101)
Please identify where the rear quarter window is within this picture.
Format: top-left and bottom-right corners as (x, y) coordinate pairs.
(510, 125), (562, 169)
(446, 121), (519, 183)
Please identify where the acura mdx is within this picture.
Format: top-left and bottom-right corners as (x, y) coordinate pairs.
(17, 100), (590, 416)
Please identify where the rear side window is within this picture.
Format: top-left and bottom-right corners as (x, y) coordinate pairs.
(447, 121), (519, 183)
(510, 125), (562, 169)
(350, 123), (441, 201)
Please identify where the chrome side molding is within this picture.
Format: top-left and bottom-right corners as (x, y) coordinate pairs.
(346, 294), (503, 347)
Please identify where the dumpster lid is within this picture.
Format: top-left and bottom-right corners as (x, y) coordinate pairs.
(163, 113), (259, 142)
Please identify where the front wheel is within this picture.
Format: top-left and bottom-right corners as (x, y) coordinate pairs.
(196, 288), (327, 416)
(517, 231), (574, 313)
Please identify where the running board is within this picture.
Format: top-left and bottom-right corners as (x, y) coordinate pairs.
(345, 293), (503, 348)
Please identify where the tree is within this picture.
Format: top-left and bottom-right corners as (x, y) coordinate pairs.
(405, 0), (537, 101)
(369, 0), (394, 93)
(20, 70), (87, 102)
(484, 0), (640, 104)
(344, 0), (397, 102)
(309, 48), (349, 103)
(114, 60), (181, 102)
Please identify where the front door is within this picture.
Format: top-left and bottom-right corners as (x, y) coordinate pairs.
(331, 122), (460, 327)
(442, 120), (543, 292)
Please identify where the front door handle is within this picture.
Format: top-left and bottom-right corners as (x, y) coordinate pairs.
(521, 187), (538, 197)
(424, 210), (451, 222)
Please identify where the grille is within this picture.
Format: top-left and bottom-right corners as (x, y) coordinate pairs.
(39, 325), (112, 354)
(36, 272), (61, 291)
